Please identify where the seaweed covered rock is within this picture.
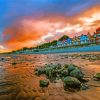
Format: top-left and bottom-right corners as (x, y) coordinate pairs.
(70, 68), (84, 79)
(35, 63), (88, 91)
(40, 80), (49, 87)
(45, 68), (60, 80)
(67, 64), (76, 72)
(61, 69), (68, 77)
(63, 64), (69, 68)
(80, 84), (89, 90)
(45, 67), (53, 79)
(51, 64), (62, 69)
(36, 64), (62, 80)
(35, 67), (45, 75)
(63, 76), (81, 89)
(93, 73), (100, 80)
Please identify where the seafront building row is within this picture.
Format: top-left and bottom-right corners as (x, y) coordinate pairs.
(56, 27), (100, 47)
(14, 27), (100, 54)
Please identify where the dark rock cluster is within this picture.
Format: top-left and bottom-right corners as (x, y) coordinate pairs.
(35, 64), (89, 91)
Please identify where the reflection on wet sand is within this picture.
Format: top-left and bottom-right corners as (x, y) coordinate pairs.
(0, 52), (100, 100)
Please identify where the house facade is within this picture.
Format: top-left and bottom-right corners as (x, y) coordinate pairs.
(80, 35), (89, 44)
(66, 38), (72, 45)
(72, 36), (80, 45)
(87, 33), (95, 44)
(96, 27), (100, 43)
(57, 41), (63, 47)
(56, 27), (100, 47)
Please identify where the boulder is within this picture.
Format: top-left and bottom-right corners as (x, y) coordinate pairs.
(35, 67), (45, 75)
(63, 64), (69, 68)
(70, 68), (84, 79)
(63, 76), (81, 88)
(45, 68), (59, 81)
(61, 69), (68, 77)
(51, 64), (61, 69)
(45, 67), (52, 77)
(93, 73), (100, 80)
(45, 64), (61, 79)
(40, 80), (49, 87)
(67, 64), (76, 72)
(44, 64), (51, 68)
(79, 78), (89, 82)
(81, 84), (89, 90)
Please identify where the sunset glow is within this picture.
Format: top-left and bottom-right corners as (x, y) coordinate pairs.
(0, 0), (100, 52)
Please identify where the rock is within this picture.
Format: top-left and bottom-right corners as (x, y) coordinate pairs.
(35, 63), (89, 91)
(67, 64), (76, 72)
(70, 68), (84, 79)
(51, 64), (61, 69)
(12, 62), (17, 65)
(61, 69), (68, 77)
(44, 64), (51, 68)
(56, 64), (62, 69)
(93, 73), (100, 80)
(63, 64), (69, 68)
(35, 64), (62, 81)
(40, 80), (49, 87)
(45, 68), (52, 78)
(79, 78), (89, 82)
(45, 64), (61, 80)
(51, 70), (58, 77)
(0, 58), (5, 61)
(63, 76), (81, 89)
(35, 67), (45, 75)
(81, 84), (89, 90)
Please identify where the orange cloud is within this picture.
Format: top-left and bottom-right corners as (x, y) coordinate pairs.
(2, 5), (100, 52)
(3, 16), (68, 49)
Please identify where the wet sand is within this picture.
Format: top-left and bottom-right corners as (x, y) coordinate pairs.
(0, 52), (100, 100)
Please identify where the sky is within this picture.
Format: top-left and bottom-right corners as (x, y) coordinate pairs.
(0, 0), (100, 52)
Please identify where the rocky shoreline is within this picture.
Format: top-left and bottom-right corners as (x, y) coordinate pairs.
(0, 52), (100, 100)
(35, 64), (89, 91)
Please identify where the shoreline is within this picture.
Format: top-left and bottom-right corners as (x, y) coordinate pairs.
(0, 46), (100, 100)
(13, 44), (100, 54)
(0, 52), (100, 99)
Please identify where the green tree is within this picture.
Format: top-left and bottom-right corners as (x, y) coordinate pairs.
(22, 47), (29, 50)
(50, 40), (57, 46)
(58, 35), (69, 41)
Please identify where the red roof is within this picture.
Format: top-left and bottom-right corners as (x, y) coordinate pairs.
(96, 27), (100, 31)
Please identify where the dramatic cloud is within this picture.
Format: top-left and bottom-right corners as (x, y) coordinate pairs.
(0, 0), (100, 52)
(0, 45), (5, 49)
(2, 18), (62, 50)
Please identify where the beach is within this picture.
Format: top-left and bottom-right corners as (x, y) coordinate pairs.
(0, 52), (100, 100)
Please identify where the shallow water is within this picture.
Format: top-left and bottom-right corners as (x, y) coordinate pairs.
(0, 53), (100, 100)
